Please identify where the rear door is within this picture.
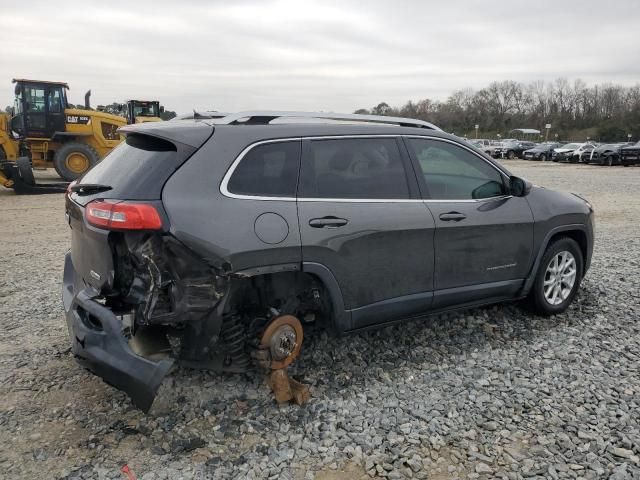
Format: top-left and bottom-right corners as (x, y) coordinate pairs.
(405, 137), (534, 309)
(297, 136), (435, 330)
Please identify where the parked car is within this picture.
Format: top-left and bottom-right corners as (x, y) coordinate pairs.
(470, 139), (500, 156)
(482, 141), (504, 157)
(552, 143), (596, 163)
(171, 110), (227, 121)
(493, 140), (538, 159)
(585, 143), (633, 166)
(63, 111), (594, 411)
(522, 142), (563, 161)
(620, 141), (640, 166)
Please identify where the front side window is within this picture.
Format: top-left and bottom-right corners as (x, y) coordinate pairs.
(408, 138), (506, 200)
(227, 141), (301, 197)
(47, 89), (62, 113)
(299, 137), (410, 199)
(24, 87), (45, 112)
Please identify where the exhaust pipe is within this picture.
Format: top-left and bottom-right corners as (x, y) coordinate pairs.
(84, 90), (91, 109)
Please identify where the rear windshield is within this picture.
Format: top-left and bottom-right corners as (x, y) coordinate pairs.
(77, 134), (185, 202)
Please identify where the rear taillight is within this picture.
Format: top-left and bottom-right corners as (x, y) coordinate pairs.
(86, 200), (163, 230)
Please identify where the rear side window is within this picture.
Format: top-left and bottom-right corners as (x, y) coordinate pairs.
(299, 138), (410, 199)
(227, 141), (300, 197)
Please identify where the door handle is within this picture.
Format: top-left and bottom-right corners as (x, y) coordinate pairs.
(439, 212), (466, 222)
(309, 216), (348, 228)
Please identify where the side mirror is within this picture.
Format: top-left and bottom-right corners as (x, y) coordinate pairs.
(509, 176), (532, 197)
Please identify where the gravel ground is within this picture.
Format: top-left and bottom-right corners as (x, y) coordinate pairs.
(0, 161), (638, 480)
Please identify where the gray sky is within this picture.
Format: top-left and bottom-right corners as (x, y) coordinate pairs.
(2, 0), (639, 114)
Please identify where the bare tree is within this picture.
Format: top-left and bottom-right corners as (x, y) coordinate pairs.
(356, 77), (640, 141)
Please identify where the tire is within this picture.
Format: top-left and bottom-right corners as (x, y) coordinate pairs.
(53, 142), (99, 181)
(527, 237), (584, 316)
(539, 153), (546, 162)
(16, 157), (36, 186)
(507, 150), (516, 160)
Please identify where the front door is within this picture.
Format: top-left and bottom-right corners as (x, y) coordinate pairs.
(45, 86), (66, 134)
(405, 137), (534, 309)
(20, 84), (66, 138)
(22, 84), (48, 137)
(297, 136), (436, 331)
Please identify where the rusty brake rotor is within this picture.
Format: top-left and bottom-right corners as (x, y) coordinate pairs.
(259, 314), (303, 369)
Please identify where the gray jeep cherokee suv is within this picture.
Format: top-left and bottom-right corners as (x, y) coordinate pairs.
(63, 111), (594, 411)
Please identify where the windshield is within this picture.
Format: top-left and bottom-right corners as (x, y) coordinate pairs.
(561, 143), (581, 149)
(132, 101), (159, 117)
(78, 134), (177, 201)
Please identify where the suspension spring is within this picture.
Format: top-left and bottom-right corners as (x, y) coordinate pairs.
(220, 314), (251, 370)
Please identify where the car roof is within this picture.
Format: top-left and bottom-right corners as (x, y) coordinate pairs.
(121, 112), (456, 147)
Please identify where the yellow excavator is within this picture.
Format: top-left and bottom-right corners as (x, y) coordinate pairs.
(124, 100), (164, 124)
(0, 112), (19, 161)
(0, 78), (127, 193)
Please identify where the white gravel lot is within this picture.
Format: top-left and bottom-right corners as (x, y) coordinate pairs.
(0, 161), (638, 480)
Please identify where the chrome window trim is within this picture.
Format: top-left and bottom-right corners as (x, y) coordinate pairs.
(220, 137), (301, 201)
(220, 134), (513, 203)
(423, 195), (513, 204)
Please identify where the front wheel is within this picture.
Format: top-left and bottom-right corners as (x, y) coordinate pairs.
(53, 142), (99, 181)
(539, 153), (547, 162)
(527, 237), (583, 316)
(507, 150), (516, 160)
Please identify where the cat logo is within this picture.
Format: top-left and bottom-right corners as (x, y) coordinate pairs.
(66, 115), (91, 125)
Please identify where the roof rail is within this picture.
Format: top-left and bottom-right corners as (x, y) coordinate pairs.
(214, 111), (441, 131)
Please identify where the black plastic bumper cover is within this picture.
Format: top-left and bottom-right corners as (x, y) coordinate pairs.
(62, 253), (174, 412)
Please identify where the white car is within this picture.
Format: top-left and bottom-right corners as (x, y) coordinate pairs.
(551, 143), (596, 163)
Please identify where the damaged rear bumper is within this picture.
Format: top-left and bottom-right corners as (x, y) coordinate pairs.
(62, 253), (174, 412)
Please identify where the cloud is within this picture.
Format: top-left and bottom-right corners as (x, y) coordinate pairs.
(1, 0), (639, 113)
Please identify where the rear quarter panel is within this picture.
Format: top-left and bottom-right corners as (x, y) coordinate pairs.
(161, 129), (302, 272)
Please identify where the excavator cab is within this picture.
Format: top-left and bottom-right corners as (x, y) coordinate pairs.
(11, 79), (69, 139)
(125, 100), (163, 124)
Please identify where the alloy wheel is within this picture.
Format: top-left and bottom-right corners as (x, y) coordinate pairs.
(543, 251), (577, 305)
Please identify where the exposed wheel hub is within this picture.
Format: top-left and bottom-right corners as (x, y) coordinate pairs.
(259, 314), (303, 369)
(269, 325), (296, 360)
(258, 315), (309, 405)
